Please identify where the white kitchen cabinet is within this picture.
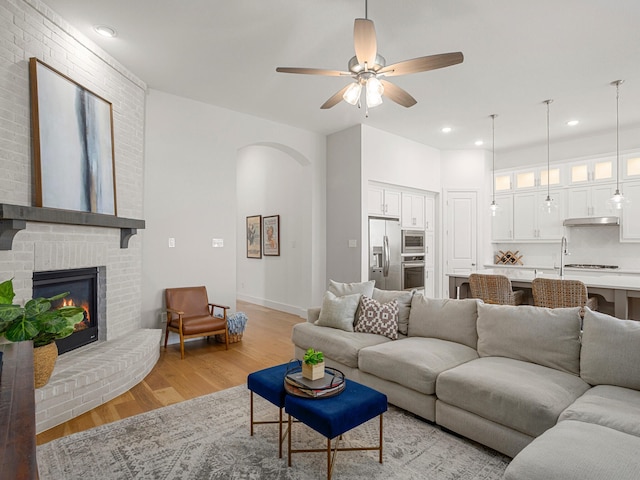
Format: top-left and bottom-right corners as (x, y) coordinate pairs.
(491, 194), (514, 241)
(425, 231), (435, 267)
(368, 185), (401, 218)
(494, 171), (513, 192)
(424, 268), (435, 298)
(567, 157), (616, 185)
(425, 195), (435, 231)
(621, 181), (640, 241)
(622, 153), (640, 180)
(512, 166), (563, 191)
(566, 184), (616, 218)
(401, 193), (425, 229)
(513, 190), (564, 240)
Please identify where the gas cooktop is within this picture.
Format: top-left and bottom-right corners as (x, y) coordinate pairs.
(564, 264), (619, 269)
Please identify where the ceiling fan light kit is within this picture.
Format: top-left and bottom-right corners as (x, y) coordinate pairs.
(276, 1), (463, 112)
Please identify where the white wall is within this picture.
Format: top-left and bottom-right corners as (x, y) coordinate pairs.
(142, 90), (326, 329)
(236, 145), (313, 316)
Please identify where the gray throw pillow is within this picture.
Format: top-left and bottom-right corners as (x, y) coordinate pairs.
(477, 303), (582, 375)
(407, 295), (479, 349)
(581, 309), (640, 389)
(328, 279), (375, 298)
(315, 291), (361, 332)
(372, 288), (413, 335)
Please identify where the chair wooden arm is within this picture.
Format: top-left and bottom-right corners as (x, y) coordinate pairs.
(165, 307), (184, 327)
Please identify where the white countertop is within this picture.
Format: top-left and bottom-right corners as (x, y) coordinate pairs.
(449, 268), (640, 291)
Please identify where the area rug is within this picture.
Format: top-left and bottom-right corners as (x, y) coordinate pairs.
(37, 385), (509, 479)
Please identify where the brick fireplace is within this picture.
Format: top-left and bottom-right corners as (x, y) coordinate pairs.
(0, 1), (159, 433)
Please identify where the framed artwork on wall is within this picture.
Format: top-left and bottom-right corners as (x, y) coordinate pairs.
(263, 215), (280, 256)
(246, 215), (262, 258)
(29, 57), (117, 215)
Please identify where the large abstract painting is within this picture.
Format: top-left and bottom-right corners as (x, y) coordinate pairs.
(29, 57), (117, 215)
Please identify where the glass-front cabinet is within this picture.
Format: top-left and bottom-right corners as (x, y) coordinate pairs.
(567, 157), (616, 185)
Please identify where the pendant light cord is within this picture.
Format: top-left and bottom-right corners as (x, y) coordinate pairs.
(616, 81), (620, 191)
(545, 99), (552, 199)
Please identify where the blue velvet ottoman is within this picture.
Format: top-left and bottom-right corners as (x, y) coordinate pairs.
(285, 379), (388, 479)
(247, 363), (290, 458)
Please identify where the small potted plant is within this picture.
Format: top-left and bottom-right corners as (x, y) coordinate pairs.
(302, 347), (325, 380)
(0, 278), (85, 387)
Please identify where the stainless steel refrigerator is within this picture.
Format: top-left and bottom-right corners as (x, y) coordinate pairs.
(368, 218), (401, 290)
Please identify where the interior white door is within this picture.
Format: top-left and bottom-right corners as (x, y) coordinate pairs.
(446, 191), (478, 274)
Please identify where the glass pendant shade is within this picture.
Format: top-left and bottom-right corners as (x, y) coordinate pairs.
(366, 77), (383, 108)
(489, 200), (501, 217)
(540, 194), (558, 215)
(343, 82), (362, 105)
(609, 80), (628, 210)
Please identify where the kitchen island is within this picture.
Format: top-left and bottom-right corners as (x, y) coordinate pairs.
(448, 268), (640, 320)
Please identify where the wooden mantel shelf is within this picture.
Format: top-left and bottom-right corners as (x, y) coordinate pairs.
(0, 203), (145, 250)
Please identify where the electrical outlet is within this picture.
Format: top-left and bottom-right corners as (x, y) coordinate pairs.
(348, 239), (357, 248)
(212, 238), (224, 248)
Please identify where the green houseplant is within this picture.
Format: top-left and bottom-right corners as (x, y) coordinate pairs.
(302, 348), (325, 381)
(0, 278), (85, 387)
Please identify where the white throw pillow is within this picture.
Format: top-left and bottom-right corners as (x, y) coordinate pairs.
(315, 291), (361, 332)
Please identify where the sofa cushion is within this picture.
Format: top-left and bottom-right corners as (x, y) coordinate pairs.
(476, 303), (582, 375)
(504, 420), (640, 480)
(291, 322), (390, 369)
(359, 337), (479, 395)
(408, 295), (479, 349)
(559, 385), (640, 437)
(372, 288), (413, 335)
(315, 291), (361, 332)
(355, 296), (399, 340)
(328, 279), (375, 298)
(436, 356), (591, 437)
(580, 309), (640, 390)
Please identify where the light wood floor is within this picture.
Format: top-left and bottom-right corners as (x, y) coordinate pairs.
(36, 301), (304, 446)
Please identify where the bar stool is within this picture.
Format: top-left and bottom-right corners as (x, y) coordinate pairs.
(531, 277), (598, 316)
(469, 273), (525, 305)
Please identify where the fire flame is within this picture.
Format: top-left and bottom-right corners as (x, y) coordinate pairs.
(62, 297), (91, 330)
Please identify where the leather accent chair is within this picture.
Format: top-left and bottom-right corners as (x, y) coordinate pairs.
(469, 273), (525, 306)
(164, 286), (229, 359)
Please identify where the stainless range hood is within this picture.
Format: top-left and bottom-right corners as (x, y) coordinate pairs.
(563, 216), (620, 227)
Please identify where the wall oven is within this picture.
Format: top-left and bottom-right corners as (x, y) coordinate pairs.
(402, 230), (425, 254)
(401, 255), (425, 291)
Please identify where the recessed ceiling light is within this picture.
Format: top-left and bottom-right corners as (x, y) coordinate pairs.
(566, 120), (579, 126)
(441, 127), (452, 133)
(475, 140), (484, 146)
(94, 25), (117, 38)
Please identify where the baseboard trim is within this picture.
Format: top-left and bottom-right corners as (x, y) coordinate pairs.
(236, 294), (306, 318)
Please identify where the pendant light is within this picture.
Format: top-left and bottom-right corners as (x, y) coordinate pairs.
(489, 114), (501, 216)
(540, 99), (558, 214)
(608, 79), (626, 211)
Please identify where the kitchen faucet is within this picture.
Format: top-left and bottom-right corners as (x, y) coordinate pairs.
(559, 236), (569, 278)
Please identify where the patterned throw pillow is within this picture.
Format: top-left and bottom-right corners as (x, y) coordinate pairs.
(355, 296), (399, 340)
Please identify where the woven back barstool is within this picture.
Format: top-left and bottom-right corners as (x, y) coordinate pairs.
(532, 277), (598, 316)
(468, 274), (525, 306)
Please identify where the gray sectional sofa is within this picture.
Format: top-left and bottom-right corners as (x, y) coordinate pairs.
(292, 283), (640, 479)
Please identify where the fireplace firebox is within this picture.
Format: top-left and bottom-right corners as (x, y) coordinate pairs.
(32, 267), (99, 354)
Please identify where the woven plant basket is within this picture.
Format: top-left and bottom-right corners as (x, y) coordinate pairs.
(33, 342), (58, 388)
(215, 332), (243, 344)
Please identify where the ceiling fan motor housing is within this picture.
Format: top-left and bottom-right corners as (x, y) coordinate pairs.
(348, 54), (386, 74)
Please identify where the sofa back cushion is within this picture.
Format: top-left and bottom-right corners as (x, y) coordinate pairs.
(581, 309), (640, 389)
(408, 295), (479, 349)
(328, 279), (375, 298)
(371, 288), (413, 335)
(477, 303), (582, 375)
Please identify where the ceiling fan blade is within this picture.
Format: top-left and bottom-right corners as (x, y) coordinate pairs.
(276, 67), (350, 76)
(379, 52), (463, 77)
(354, 18), (377, 66)
(321, 85), (351, 109)
(380, 80), (417, 108)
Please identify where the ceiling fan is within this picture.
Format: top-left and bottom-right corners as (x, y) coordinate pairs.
(276, 2), (463, 111)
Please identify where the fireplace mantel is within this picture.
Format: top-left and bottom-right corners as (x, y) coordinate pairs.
(0, 203), (145, 250)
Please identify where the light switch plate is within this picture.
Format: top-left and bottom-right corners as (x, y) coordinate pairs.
(348, 239), (357, 248)
(168, 237), (175, 248)
(212, 238), (224, 248)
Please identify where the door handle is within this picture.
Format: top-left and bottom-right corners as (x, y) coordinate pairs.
(383, 235), (390, 277)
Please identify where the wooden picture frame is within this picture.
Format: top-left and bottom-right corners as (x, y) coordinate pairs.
(263, 215), (280, 256)
(29, 57), (117, 215)
(246, 215), (262, 258)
